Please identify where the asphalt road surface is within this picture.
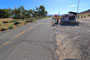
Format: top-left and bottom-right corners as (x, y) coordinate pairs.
(0, 18), (57, 60)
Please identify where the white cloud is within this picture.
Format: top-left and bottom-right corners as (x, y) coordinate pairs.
(69, 4), (77, 7)
(69, 4), (89, 8)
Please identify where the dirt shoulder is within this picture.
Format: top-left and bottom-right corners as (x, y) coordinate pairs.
(56, 33), (79, 60)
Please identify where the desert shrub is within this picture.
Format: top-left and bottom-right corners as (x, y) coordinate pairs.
(13, 19), (21, 21)
(26, 18), (34, 22)
(52, 18), (55, 19)
(21, 21), (26, 23)
(9, 21), (15, 23)
(26, 20), (33, 22)
(13, 14), (22, 19)
(14, 21), (20, 25)
(21, 20), (27, 24)
(35, 17), (40, 19)
(0, 22), (3, 25)
(8, 24), (13, 29)
(0, 26), (8, 31)
(3, 21), (9, 23)
(30, 18), (34, 20)
(24, 22), (27, 24)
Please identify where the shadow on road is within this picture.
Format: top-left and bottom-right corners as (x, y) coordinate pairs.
(64, 59), (78, 60)
(59, 22), (79, 26)
(52, 22), (79, 26)
(60, 24), (79, 26)
(52, 24), (79, 26)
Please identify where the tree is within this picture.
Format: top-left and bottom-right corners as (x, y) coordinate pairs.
(32, 10), (38, 17)
(25, 9), (33, 18)
(13, 6), (25, 19)
(33, 5), (48, 17)
(7, 9), (13, 18)
(0, 5), (48, 19)
(0, 9), (9, 18)
(19, 6), (25, 19)
(44, 11), (48, 17)
(39, 5), (45, 16)
(36, 5), (47, 17)
(13, 8), (21, 19)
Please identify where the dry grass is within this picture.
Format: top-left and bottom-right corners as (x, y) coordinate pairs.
(0, 19), (26, 31)
(0, 18), (36, 32)
(0, 18), (13, 22)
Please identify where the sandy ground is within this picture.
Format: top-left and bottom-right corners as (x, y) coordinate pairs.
(54, 19), (90, 60)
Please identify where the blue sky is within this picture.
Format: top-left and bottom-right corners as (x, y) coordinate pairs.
(0, 0), (90, 14)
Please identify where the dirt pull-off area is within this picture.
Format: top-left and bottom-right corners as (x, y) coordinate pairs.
(54, 19), (90, 60)
(56, 33), (79, 60)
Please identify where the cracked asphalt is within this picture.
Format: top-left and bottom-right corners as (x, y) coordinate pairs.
(0, 18), (57, 60)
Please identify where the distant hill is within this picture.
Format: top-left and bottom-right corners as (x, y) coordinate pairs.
(47, 14), (61, 17)
(47, 14), (54, 17)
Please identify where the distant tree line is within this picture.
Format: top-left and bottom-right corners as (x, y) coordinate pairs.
(0, 5), (47, 19)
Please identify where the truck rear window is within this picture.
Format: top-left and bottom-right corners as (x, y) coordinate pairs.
(69, 16), (75, 20)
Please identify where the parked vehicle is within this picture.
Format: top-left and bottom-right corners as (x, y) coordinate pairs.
(60, 12), (79, 25)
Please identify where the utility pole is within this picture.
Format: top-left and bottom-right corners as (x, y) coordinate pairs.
(58, 12), (60, 16)
(77, 0), (80, 13)
(77, 0), (80, 19)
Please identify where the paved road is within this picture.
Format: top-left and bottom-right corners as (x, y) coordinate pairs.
(0, 18), (57, 60)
